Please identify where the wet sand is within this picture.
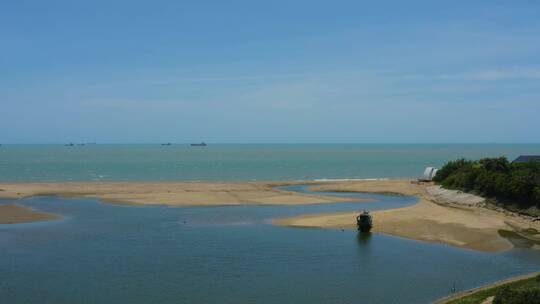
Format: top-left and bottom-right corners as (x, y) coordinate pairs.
(0, 204), (60, 224)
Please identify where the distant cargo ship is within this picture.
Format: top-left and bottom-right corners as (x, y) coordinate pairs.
(190, 142), (207, 147)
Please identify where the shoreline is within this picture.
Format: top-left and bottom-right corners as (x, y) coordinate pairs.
(434, 271), (540, 304)
(2, 179), (539, 252)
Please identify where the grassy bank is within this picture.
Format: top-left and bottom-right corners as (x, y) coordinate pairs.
(440, 273), (540, 304)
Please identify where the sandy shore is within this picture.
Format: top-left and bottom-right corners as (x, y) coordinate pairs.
(274, 179), (540, 253)
(0, 181), (366, 207)
(0, 204), (60, 224)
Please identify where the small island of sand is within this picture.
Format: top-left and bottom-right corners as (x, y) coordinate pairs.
(0, 204), (60, 224)
(0, 182), (366, 206)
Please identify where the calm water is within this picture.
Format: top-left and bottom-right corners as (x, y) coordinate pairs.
(1, 187), (540, 303)
(1, 144), (540, 182)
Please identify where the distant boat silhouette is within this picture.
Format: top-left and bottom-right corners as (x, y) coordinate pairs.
(64, 143), (75, 146)
(190, 142), (207, 147)
(161, 143), (172, 146)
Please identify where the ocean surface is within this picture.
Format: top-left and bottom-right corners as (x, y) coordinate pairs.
(2, 186), (540, 304)
(1, 144), (540, 182)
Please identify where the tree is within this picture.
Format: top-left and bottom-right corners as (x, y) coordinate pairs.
(434, 157), (540, 211)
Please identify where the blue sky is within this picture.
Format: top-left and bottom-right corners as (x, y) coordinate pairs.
(1, 0), (539, 143)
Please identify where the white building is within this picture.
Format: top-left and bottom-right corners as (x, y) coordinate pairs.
(421, 167), (438, 181)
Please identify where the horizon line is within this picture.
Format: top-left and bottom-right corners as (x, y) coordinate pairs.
(2, 142), (540, 145)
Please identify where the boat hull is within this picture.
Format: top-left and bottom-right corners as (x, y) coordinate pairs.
(357, 225), (372, 233)
(356, 213), (373, 233)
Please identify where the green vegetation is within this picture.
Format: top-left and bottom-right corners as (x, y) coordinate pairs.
(433, 157), (540, 211)
(447, 274), (540, 304)
(494, 286), (540, 304)
(523, 228), (539, 235)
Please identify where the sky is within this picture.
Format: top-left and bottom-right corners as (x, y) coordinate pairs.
(1, 0), (539, 143)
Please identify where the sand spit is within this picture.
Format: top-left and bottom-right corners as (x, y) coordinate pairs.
(0, 204), (60, 224)
(0, 182), (366, 207)
(275, 179), (540, 253)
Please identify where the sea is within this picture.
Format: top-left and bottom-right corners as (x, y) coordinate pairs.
(1, 143), (539, 182)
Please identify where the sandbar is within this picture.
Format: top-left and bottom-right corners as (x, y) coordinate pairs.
(0, 204), (60, 224)
(0, 182), (365, 207)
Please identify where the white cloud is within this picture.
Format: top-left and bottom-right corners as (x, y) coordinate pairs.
(397, 67), (540, 83)
(436, 67), (540, 81)
(80, 99), (187, 110)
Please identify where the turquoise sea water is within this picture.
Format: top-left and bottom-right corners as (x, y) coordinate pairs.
(1, 144), (539, 182)
(1, 187), (540, 304)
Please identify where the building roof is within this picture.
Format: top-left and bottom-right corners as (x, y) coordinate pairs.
(513, 155), (540, 163)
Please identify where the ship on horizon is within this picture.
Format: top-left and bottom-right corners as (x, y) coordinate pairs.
(190, 142), (207, 147)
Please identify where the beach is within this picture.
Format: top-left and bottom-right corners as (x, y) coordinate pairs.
(2, 179), (539, 252)
(276, 179), (540, 253)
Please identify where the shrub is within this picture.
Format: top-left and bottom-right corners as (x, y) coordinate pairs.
(534, 187), (540, 208)
(493, 286), (540, 304)
(433, 158), (471, 182)
(434, 157), (540, 210)
(474, 171), (508, 197)
(480, 157), (510, 173)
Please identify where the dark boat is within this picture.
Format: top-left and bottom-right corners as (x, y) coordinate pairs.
(356, 211), (373, 233)
(161, 143), (172, 146)
(190, 142), (207, 147)
(64, 143), (75, 147)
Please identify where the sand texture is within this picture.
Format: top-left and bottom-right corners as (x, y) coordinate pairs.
(0, 204), (60, 224)
(0, 182), (364, 207)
